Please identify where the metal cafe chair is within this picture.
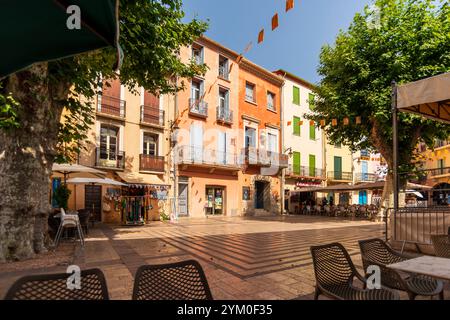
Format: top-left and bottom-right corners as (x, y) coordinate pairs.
(132, 260), (213, 300)
(431, 234), (450, 259)
(4, 268), (109, 300)
(54, 208), (84, 247)
(310, 242), (399, 300)
(359, 238), (444, 300)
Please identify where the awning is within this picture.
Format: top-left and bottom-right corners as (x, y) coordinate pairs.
(52, 163), (106, 176)
(295, 184), (353, 193)
(353, 181), (432, 191)
(116, 172), (170, 187)
(66, 177), (126, 186)
(397, 72), (450, 124)
(0, 0), (121, 78)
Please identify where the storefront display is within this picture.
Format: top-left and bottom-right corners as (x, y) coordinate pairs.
(205, 187), (225, 215)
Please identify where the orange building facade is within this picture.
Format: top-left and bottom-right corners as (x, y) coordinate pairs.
(238, 59), (287, 216)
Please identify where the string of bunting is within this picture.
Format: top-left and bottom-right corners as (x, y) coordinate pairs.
(287, 116), (364, 127)
(258, 0), (296, 44)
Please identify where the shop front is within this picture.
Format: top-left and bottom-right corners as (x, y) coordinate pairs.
(205, 186), (225, 215)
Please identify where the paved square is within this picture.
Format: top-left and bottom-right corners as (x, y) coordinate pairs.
(1, 215), (448, 300)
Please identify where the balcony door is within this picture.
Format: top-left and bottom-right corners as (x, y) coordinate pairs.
(334, 156), (342, 180)
(361, 161), (368, 180)
(100, 125), (119, 166)
(143, 133), (158, 157)
(190, 124), (203, 162)
(217, 131), (228, 165)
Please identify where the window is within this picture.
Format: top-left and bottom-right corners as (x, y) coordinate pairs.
(100, 125), (119, 160)
(438, 159), (445, 174)
(309, 122), (316, 140)
(245, 82), (255, 103)
(267, 92), (276, 111)
(361, 149), (369, 157)
(293, 86), (300, 105)
(191, 79), (202, 101)
(143, 133), (158, 156)
(218, 56), (229, 80)
(309, 155), (316, 177)
(192, 44), (203, 64)
(245, 127), (256, 148)
(293, 116), (301, 136)
(219, 88), (229, 110)
(308, 93), (315, 109)
(293, 152), (301, 175)
(267, 133), (278, 153)
(335, 143), (342, 149)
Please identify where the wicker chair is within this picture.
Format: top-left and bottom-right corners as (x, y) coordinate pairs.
(431, 235), (450, 258)
(358, 238), (444, 300)
(132, 260), (213, 300)
(4, 268), (109, 300)
(310, 243), (399, 300)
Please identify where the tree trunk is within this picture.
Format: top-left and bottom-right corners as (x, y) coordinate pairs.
(0, 63), (66, 262)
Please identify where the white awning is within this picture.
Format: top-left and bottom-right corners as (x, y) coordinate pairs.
(66, 177), (126, 186)
(397, 72), (450, 124)
(116, 172), (170, 187)
(52, 163), (106, 176)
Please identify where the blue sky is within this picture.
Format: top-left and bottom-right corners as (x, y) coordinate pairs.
(182, 0), (372, 84)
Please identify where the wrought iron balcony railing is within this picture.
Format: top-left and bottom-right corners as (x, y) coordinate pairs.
(140, 105), (164, 126)
(355, 173), (378, 183)
(176, 145), (239, 168)
(189, 98), (208, 118)
(139, 154), (165, 172)
(327, 171), (353, 181)
(287, 165), (325, 179)
(97, 95), (126, 119)
(216, 106), (233, 124)
(95, 147), (125, 169)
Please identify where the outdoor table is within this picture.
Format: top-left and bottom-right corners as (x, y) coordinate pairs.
(388, 256), (450, 281)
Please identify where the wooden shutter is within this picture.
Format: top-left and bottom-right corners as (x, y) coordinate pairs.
(293, 116), (301, 135)
(309, 123), (316, 140)
(293, 152), (301, 175)
(293, 86), (300, 105)
(309, 155), (316, 177)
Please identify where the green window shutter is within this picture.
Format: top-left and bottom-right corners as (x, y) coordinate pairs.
(293, 86), (300, 105)
(293, 116), (301, 136)
(293, 152), (301, 175)
(334, 156), (342, 180)
(308, 93), (315, 109)
(309, 122), (316, 140)
(309, 155), (316, 177)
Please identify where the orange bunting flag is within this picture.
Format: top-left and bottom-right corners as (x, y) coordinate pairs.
(332, 119), (338, 126)
(299, 120), (304, 126)
(243, 42), (253, 54)
(309, 120), (315, 126)
(320, 119), (326, 127)
(287, 121), (292, 126)
(343, 117), (349, 126)
(356, 116), (362, 124)
(272, 13), (279, 31)
(286, 0), (295, 12)
(258, 29), (265, 44)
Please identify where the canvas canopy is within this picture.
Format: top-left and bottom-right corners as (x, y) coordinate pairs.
(0, 0), (120, 78)
(397, 72), (450, 124)
(66, 177), (126, 187)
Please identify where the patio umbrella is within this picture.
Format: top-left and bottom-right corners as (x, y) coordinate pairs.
(0, 0), (121, 78)
(52, 163), (106, 183)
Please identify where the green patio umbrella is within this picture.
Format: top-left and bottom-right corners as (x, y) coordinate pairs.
(0, 0), (121, 78)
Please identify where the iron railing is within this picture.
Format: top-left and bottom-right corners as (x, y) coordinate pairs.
(218, 64), (229, 80)
(388, 206), (450, 245)
(95, 147), (125, 169)
(189, 98), (208, 117)
(355, 173), (378, 183)
(139, 154), (165, 172)
(241, 148), (288, 168)
(97, 95), (126, 118)
(216, 106), (233, 124)
(327, 171), (353, 181)
(428, 167), (450, 177)
(286, 165), (325, 179)
(176, 145), (239, 167)
(140, 105), (164, 126)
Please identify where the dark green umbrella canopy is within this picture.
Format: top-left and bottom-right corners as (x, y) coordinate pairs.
(0, 0), (119, 78)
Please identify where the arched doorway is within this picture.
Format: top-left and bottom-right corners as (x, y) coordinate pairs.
(432, 183), (450, 206)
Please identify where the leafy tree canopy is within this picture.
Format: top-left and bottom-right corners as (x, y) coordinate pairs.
(307, 0), (450, 176)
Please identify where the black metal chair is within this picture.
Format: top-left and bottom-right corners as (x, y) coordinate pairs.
(431, 235), (450, 258)
(4, 268), (109, 300)
(77, 209), (91, 235)
(132, 260), (213, 300)
(358, 238), (444, 300)
(310, 243), (399, 300)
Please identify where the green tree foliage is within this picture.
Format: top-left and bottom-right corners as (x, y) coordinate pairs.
(307, 0), (450, 178)
(53, 185), (72, 210)
(1, 0), (208, 162)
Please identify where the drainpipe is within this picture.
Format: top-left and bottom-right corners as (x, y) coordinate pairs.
(280, 79), (285, 215)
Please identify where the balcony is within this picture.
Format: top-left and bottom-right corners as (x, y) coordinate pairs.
(140, 105), (164, 127)
(218, 64), (229, 80)
(95, 147), (125, 170)
(327, 171), (353, 182)
(139, 154), (165, 172)
(286, 165), (326, 180)
(97, 95), (126, 119)
(429, 167), (450, 177)
(216, 106), (233, 124)
(355, 173), (378, 183)
(242, 148), (289, 168)
(176, 146), (240, 170)
(189, 98), (208, 118)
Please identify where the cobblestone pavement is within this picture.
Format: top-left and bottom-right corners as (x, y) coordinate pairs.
(0, 215), (448, 300)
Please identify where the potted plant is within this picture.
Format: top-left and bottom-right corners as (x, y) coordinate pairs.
(53, 184), (72, 210)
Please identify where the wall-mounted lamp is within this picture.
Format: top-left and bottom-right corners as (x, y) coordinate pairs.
(284, 147), (294, 158)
